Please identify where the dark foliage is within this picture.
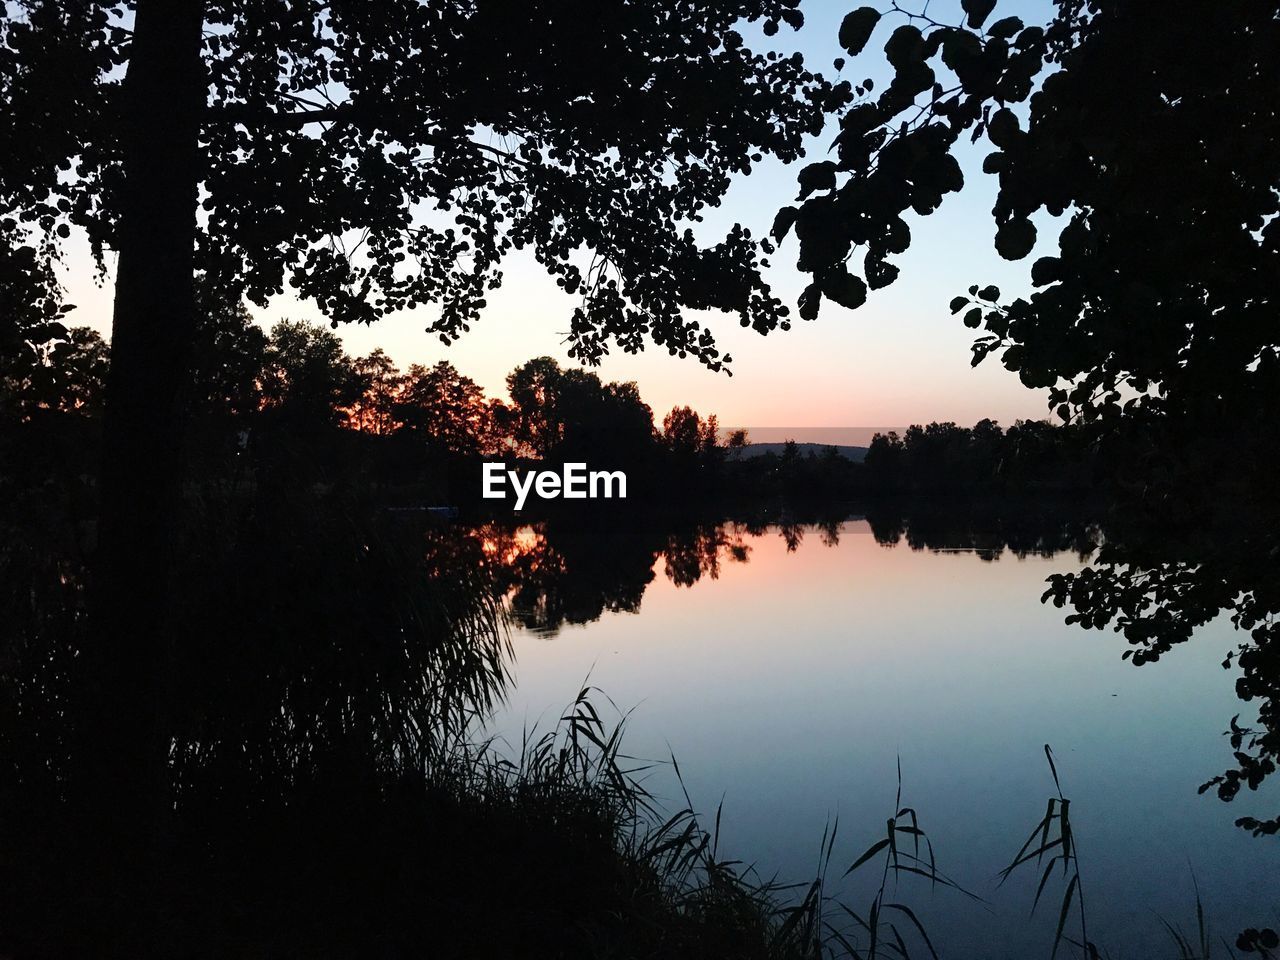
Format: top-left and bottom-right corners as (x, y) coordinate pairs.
(860, 419), (1099, 494)
(1, 0), (852, 373)
(790, 0), (1280, 428)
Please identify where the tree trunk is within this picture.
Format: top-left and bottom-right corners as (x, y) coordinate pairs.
(90, 0), (204, 950)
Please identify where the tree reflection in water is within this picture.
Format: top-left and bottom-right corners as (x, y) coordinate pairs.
(3, 492), (1279, 955)
(474, 503), (1279, 835)
(470, 505), (1101, 637)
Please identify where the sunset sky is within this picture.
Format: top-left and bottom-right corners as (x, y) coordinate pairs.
(58, 0), (1058, 438)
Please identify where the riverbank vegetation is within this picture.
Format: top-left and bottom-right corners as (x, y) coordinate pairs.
(2, 309), (1104, 508)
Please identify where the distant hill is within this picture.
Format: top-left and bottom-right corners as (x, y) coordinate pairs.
(733, 442), (868, 463)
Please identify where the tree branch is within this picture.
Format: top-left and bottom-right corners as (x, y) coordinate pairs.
(206, 101), (354, 129)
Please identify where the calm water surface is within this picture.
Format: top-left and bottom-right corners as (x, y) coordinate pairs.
(485, 517), (1277, 959)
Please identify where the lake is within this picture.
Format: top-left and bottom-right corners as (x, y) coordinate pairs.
(481, 511), (1278, 959)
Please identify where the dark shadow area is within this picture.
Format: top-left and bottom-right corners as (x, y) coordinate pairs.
(0, 479), (827, 959)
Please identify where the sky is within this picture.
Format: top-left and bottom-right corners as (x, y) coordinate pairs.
(57, 0), (1059, 439)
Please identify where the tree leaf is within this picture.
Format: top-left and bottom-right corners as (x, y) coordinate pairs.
(797, 161), (837, 199)
(772, 206), (798, 242)
(838, 7), (881, 57)
(885, 25), (925, 69)
(987, 108), (1021, 148)
(987, 16), (1024, 40)
(962, 0), (997, 29)
(866, 255), (900, 290)
(798, 282), (821, 321)
(1031, 256), (1060, 286)
(995, 217), (1036, 260)
(820, 269), (869, 310)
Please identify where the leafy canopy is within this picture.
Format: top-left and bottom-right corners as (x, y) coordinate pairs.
(785, 0), (1280, 423)
(1, 0), (853, 375)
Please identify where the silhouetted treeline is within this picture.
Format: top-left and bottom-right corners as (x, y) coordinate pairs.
(2, 313), (1101, 506)
(858, 419), (1102, 495)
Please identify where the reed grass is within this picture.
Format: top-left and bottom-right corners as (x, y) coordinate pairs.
(997, 745), (1098, 959)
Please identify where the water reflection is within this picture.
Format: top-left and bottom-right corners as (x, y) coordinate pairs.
(865, 505), (1099, 562)
(470, 506), (1101, 637)
(484, 508), (1277, 958)
(2, 492), (1277, 957)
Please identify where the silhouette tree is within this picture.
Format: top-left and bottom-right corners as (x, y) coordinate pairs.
(505, 357), (567, 458)
(863, 430), (905, 491)
(660, 405), (725, 490)
(860, 418), (1091, 493)
(789, 0), (1278, 425)
(661, 406), (720, 459)
(0, 325), (109, 420)
(0, 0), (849, 641)
(1, 3), (850, 855)
(549, 369), (657, 470)
(259, 320), (362, 429)
(187, 284), (268, 422)
(0, 218), (82, 418)
(395, 360), (495, 456)
(501, 357), (658, 469)
(346, 348), (403, 437)
(0, 322), (109, 493)
(1043, 500), (1280, 836)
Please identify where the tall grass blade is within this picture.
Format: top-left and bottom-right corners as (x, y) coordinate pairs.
(885, 903), (940, 960)
(1032, 857), (1060, 915)
(1045, 744), (1064, 798)
(844, 838), (891, 877)
(1052, 873), (1079, 960)
(888, 921), (911, 959)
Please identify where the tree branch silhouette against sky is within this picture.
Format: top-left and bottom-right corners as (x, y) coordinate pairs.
(30, 0), (1064, 432)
